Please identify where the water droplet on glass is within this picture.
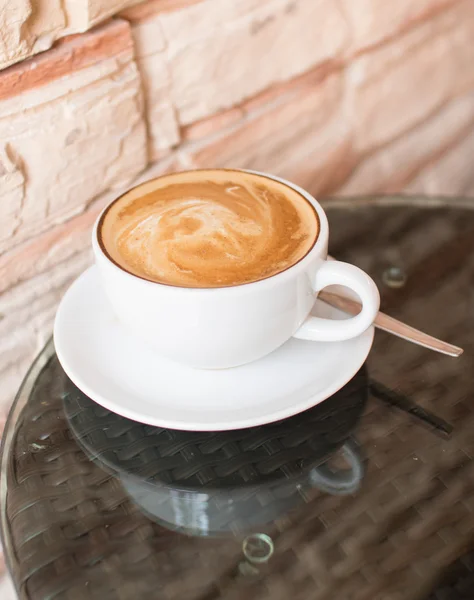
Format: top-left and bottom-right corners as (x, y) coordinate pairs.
(242, 533), (274, 564)
(382, 266), (407, 288)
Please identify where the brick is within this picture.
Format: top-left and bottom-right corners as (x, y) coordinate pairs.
(121, 13), (180, 159)
(0, 250), (93, 413)
(0, 0), (143, 70)
(0, 152), (183, 295)
(0, 145), (25, 249)
(0, 0), (65, 70)
(0, 196), (108, 296)
(404, 127), (474, 196)
(182, 73), (354, 198)
(85, 0), (143, 27)
(239, 64), (333, 114)
(0, 20), (147, 255)
(341, 0), (457, 52)
(181, 62), (333, 144)
(122, 0), (204, 21)
(182, 107), (244, 142)
(135, 53), (181, 159)
(348, 1), (474, 153)
(130, 0), (349, 126)
(338, 91), (474, 194)
(0, 19), (133, 101)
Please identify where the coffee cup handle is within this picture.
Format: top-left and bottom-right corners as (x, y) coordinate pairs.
(293, 260), (380, 342)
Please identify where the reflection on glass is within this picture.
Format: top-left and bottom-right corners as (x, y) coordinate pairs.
(63, 364), (367, 537)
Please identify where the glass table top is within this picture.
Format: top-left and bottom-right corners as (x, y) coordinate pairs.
(1, 196), (474, 600)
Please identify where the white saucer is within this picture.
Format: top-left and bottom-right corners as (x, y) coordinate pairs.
(54, 267), (374, 431)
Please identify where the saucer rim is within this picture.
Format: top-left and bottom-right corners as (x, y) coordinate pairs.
(54, 267), (374, 431)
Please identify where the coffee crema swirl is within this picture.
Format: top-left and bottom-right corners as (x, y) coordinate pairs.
(99, 170), (319, 288)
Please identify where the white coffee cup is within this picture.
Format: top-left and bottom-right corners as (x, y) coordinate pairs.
(93, 170), (379, 369)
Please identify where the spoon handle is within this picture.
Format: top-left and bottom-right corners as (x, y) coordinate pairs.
(318, 290), (463, 358)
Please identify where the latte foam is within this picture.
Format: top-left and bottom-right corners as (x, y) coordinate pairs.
(99, 170), (319, 288)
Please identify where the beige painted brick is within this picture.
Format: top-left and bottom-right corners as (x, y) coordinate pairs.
(0, 145), (25, 249)
(0, 153), (184, 295)
(182, 73), (354, 198)
(122, 11), (180, 159)
(129, 0), (349, 126)
(84, 0), (143, 27)
(348, 0), (474, 153)
(0, 249), (93, 413)
(182, 107), (245, 141)
(0, 19), (135, 101)
(341, 0), (458, 52)
(180, 63), (332, 143)
(0, 196), (109, 296)
(0, 0), (143, 70)
(122, 0), (204, 21)
(136, 53), (181, 159)
(404, 128), (474, 196)
(338, 91), (474, 195)
(0, 0), (65, 70)
(0, 250), (92, 408)
(0, 20), (147, 255)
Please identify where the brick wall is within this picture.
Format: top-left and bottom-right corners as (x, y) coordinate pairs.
(1, 0), (474, 593)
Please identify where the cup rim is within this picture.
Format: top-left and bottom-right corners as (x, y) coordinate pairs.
(93, 168), (329, 294)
